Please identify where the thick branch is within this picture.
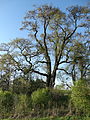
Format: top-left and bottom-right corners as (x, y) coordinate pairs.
(59, 25), (66, 36)
(53, 19), (77, 73)
(43, 19), (49, 58)
(66, 19), (77, 40)
(43, 18), (51, 74)
(32, 69), (48, 76)
(34, 29), (44, 50)
(58, 68), (71, 75)
(59, 60), (72, 64)
(83, 64), (90, 76)
(37, 61), (48, 64)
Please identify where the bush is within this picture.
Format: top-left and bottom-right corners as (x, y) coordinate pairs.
(13, 77), (29, 94)
(27, 79), (46, 95)
(15, 94), (32, 116)
(50, 89), (70, 108)
(2, 91), (14, 112)
(0, 91), (14, 112)
(71, 79), (90, 116)
(31, 88), (51, 108)
(0, 91), (4, 115)
(31, 88), (70, 115)
(0, 91), (15, 118)
(13, 78), (46, 95)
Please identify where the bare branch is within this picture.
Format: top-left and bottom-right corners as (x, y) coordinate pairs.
(66, 19), (77, 40)
(37, 61), (48, 64)
(58, 68), (71, 75)
(32, 69), (48, 76)
(59, 60), (72, 64)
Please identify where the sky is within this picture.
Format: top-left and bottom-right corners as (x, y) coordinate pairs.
(0, 0), (89, 44)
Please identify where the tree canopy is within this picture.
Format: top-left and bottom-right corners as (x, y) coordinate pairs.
(0, 5), (90, 88)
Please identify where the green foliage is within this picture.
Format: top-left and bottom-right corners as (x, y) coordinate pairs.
(15, 94), (31, 116)
(2, 116), (90, 120)
(2, 91), (14, 112)
(0, 91), (4, 114)
(0, 91), (14, 111)
(71, 79), (90, 116)
(31, 88), (70, 112)
(50, 89), (70, 108)
(0, 91), (15, 118)
(13, 77), (29, 94)
(27, 79), (46, 95)
(59, 116), (90, 120)
(13, 77), (46, 95)
(31, 88), (51, 108)
(0, 4), (90, 119)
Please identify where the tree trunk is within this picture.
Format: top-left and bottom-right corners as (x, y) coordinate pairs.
(46, 75), (51, 87)
(46, 70), (57, 88)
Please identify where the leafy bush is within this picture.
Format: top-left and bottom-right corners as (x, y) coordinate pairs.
(0, 91), (15, 118)
(27, 79), (46, 95)
(13, 77), (29, 94)
(2, 91), (14, 112)
(50, 89), (70, 108)
(13, 78), (46, 95)
(31, 88), (51, 108)
(0, 91), (4, 116)
(15, 94), (31, 116)
(71, 79), (90, 116)
(31, 88), (70, 115)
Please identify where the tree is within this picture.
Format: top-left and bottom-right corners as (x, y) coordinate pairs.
(0, 5), (89, 87)
(0, 54), (13, 91)
(12, 77), (46, 95)
(59, 31), (90, 84)
(0, 42), (19, 91)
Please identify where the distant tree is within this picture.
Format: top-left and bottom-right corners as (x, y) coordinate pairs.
(12, 77), (29, 94)
(0, 54), (13, 91)
(12, 77), (46, 94)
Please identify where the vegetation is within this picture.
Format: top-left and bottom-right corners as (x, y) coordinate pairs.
(71, 79), (90, 116)
(2, 116), (90, 120)
(0, 4), (90, 120)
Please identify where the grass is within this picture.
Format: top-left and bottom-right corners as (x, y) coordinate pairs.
(2, 116), (90, 120)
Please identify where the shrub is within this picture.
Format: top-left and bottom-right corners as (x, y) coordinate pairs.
(15, 94), (31, 116)
(27, 79), (46, 95)
(0, 91), (15, 118)
(50, 89), (70, 108)
(31, 88), (70, 114)
(0, 91), (14, 113)
(13, 77), (29, 94)
(0, 91), (4, 116)
(31, 88), (51, 108)
(71, 79), (90, 116)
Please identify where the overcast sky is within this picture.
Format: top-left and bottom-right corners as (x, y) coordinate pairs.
(0, 0), (89, 44)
